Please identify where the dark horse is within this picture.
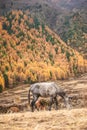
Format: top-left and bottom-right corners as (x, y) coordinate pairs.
(28, 82), (70, 112)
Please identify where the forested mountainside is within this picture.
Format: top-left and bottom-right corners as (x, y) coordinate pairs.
(0, 0), (87, 57)
(0, 10), (87, 92)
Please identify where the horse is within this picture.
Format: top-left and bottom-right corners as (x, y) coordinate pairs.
(28, 82), (70, 112)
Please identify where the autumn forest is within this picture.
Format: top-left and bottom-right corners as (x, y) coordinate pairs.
(0, 10), (87, 92)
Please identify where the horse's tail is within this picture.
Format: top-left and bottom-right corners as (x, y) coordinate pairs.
(28, 88), (31, 105)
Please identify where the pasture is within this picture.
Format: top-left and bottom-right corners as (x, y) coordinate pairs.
(0, 73), (87, 130)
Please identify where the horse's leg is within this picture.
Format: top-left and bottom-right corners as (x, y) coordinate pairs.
(48, 96), (53, 111)
(35, 100), (40, 111)
(30, 95), (39, 112)
(54, 96), (58, 110)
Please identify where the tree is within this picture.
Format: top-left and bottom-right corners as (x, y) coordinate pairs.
(3, 73), (9, 88)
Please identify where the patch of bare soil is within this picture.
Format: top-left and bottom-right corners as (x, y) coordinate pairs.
(0, 73), (87, 130)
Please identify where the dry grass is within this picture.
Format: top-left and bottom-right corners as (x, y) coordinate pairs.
(0, 108), (87, 130)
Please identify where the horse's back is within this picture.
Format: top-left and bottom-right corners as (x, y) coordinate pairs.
(30, 82), (58, 97)
(30, 82), (56, 90)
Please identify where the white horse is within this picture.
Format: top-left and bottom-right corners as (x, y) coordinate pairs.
(28, 82), (70, 112)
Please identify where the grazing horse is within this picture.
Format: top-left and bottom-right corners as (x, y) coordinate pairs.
(28, 82), (70, 112)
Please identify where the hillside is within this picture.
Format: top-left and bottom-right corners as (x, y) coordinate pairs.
(0, 10), (87, 91)
(0, 0), (87, 57)
(24, 0), (87, 57)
